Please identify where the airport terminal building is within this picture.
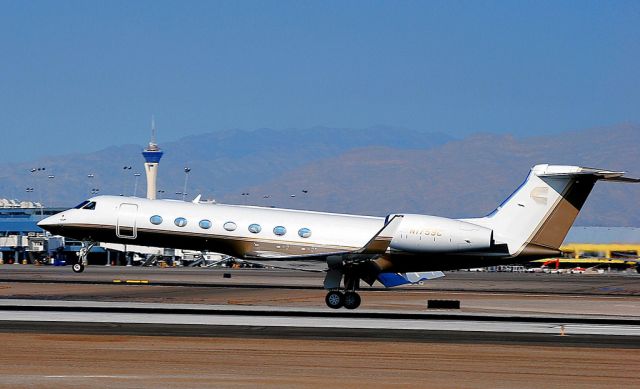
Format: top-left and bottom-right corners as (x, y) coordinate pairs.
(0, 200), (106, 264)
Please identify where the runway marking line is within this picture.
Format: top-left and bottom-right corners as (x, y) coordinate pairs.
(45, 375), (141, 379)
(430, 291), (634, 300)
(112, 280), (150, 284)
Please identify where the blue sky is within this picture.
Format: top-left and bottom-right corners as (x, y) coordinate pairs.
(1, 0), (639, 162)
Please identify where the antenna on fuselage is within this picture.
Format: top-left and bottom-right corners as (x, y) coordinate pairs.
(150, 115), (157, 149)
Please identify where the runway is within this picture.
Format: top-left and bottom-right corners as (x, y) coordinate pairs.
(1, 266), (640, 346)
(2, 266), (640, 295)
(1, 266), (639, 388)
(2, 266), (639, 318)
(1, 299), (640, 345)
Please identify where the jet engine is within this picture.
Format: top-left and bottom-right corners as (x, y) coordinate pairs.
(389, 214), (493, 253)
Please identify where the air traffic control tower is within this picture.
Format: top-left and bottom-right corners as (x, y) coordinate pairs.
(142, 118), (163, 200)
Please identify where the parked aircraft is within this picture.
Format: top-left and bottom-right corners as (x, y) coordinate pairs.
(38, 164), (639, 309)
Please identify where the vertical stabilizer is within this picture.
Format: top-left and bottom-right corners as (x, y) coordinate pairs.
(466, 165), (637, 258)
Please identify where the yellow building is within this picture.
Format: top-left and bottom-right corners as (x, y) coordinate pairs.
(535, 227), (640, 270)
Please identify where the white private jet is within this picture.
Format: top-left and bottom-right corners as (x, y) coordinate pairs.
(38, 164), (639, 309)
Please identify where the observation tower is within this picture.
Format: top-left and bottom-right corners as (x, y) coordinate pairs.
(142, 117), (163, 199)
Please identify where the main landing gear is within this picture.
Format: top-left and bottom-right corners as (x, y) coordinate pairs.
(73, 241), (96, 273)
(323, 261), (363, 309)
(325, 290), (361, 310)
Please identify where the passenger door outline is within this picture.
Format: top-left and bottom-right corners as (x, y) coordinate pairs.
(117, 203), (138, 239)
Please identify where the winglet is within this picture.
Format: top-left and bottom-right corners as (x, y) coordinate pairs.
(192, 195), (202, 204)
(356, 215), (403, 255)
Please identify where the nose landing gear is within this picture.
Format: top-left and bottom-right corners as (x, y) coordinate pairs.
(73, 241), (96, 273)
(72, 263), (85, 273)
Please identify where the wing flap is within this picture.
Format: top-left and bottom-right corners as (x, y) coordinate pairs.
(239, 258), (327, 272)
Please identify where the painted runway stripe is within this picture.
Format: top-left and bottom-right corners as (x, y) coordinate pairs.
(45, 375), (141, 378)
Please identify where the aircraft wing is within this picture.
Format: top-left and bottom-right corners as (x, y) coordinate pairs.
(355, 214), (404, 254)
(241, 215), (405, 271)
(239, 257), (328, 272)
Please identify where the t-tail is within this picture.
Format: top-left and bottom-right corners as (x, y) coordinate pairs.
(466, 164), (640, 259)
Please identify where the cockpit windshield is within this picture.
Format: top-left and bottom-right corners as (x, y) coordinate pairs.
(74, 200), (90, 209)
(73, 200), (96, 210)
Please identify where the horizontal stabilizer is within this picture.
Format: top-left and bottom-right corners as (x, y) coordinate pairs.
(377, 271), (445, 288)
(536, 166), (640, 182)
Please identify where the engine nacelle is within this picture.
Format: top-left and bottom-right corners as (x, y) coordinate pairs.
(389, 214), (493, 253)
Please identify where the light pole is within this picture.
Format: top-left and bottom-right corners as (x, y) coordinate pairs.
(25, 187), (38, 215)
(121, 166), (132, 196)
(29, 167), (45, 205)
(87, 174), (95, 197)
(182, 167), (191, 201)
(133, 173), (141, 197)
(47, 175), (55, 208)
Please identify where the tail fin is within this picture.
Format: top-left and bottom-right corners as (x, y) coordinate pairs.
(466, 164), (639, 258)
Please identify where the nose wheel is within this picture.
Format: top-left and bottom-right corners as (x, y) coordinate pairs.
(72, 263), (85, 273)
(325, 291), (361, 309)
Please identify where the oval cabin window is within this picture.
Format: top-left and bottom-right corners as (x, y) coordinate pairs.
(248, 224), (262, 233)
(223, 222), (237, 231)
(199, 219), (212, 229)
(298, 228), (312, 238)
(273, 226), (286, 236)
(174, 217), (188, 227)
(150, 215), (163, 225)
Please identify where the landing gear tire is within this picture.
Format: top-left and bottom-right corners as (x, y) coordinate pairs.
(343, 292), (361, 310)
(72, 263), (85, 273)
(325, 291), (344, 309)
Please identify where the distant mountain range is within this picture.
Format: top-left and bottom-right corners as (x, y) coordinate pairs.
(0, 125), (452, 205)
(1, 124), (638, 226)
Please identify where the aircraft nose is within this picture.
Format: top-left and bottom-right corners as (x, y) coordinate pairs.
(38, 214), (65, 234)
